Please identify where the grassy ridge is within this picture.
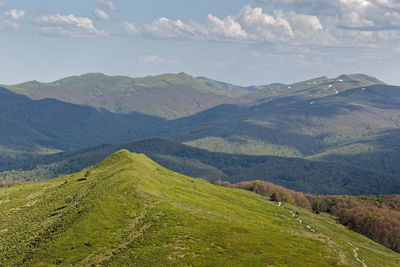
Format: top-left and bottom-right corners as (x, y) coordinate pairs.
(0, 150), (399, 266)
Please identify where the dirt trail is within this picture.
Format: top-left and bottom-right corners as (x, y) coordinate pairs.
(276, 202), (314, 232)
(347, 242), (368, 267)
(276, 203), (367, 266)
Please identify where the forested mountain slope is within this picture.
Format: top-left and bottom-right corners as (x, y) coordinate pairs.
(0, 86), (163, 154)
(2, 138), (399, 195)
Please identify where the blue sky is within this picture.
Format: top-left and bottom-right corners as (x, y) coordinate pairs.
(0, 0), (399, 85)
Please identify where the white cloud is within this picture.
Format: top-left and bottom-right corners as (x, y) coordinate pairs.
(143, 17), (200, 39)
(257, 0), (400, 30)
(139, 55), (181, 64)
(96, 0), (116, 11)
(0, 1), (4, 8)
(131, 3), (400, 47)
(94, 8), (109, 21)
(5, 9), (25, 20)
(0, 9), (25, 30)
(206, 14), (248, 40)
(139, 6), (327, 45)
(34, 14), (107, 37)
(140, 55), (164, 63)
(121, 21), (139, 36)
(0, 20), (19, 29)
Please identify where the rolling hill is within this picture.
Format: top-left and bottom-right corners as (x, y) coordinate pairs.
(1, 150), (399, 266)
(1, 138), (399, 195)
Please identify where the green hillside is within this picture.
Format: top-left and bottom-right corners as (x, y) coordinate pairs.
(1, 150), (399, 266)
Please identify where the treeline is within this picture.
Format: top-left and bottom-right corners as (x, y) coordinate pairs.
(224, 180), (400, 253)
(224, 180), (311, 209)
(0, 180), (31, 187)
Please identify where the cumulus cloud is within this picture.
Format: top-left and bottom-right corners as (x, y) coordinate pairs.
(205, 14), (248, 40)
(94, 8), (109, 21)
(257, 0), (400, 30)
(96, 0), (116, 11)
(0, 9), (25, 30)
(139, 55), (181, 64)
(121, 21), (139, 36)
(5, 9), (25, 20)
(34, 13), (107, 37)
(143, 17), (201, 39)
(125, 3), (400, 47)
(138, 6), (328, 45)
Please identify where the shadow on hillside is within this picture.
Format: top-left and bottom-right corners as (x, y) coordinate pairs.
(147, 96), (366, 155)
(0, 86), (166, 152)
(317, 129), (400, 177)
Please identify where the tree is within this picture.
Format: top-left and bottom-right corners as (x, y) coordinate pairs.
(314, 199), (321, 214)
(270, 193), (278, 202)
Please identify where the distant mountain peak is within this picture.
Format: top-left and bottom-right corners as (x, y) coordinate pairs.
(336, 74), (385, 85)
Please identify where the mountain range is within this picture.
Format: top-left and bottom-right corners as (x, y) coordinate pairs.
(1, 72), (399, 194)
(2, 72), (383, 119)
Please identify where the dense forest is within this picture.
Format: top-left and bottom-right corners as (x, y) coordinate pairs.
(1, 138), (399, 195)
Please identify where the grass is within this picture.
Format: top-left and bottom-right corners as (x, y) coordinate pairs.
(185, 136), (303, 157)
(0, 150), (399, 266)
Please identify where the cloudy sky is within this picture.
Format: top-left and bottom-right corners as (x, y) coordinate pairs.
(1, 0), (399, 85)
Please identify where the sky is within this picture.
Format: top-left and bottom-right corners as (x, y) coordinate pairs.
(0, 0), (400, 86)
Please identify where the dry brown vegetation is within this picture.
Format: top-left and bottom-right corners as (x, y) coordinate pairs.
(227, 180), (311, 209)
(0, 181), (27, 187)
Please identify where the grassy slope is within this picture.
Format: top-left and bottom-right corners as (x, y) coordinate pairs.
(0, 150), (399, 266)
